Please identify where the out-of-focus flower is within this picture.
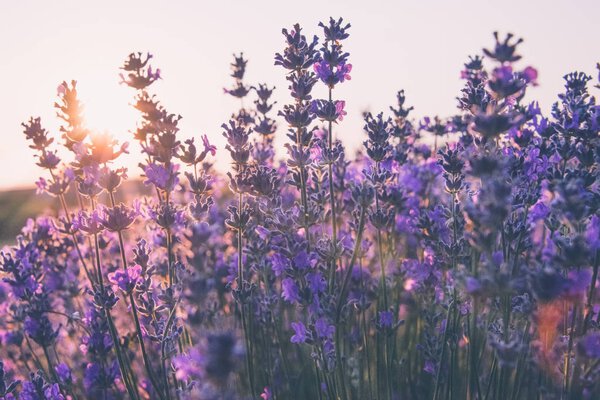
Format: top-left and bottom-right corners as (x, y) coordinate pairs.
(483, 32), (524, 63)
(291, 322), (309, 344)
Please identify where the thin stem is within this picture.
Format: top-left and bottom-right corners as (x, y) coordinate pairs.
(109, 191), (165, 400)
(326, 71), (338, 291)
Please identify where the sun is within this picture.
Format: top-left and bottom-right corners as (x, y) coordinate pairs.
(76, 76), (138, 137)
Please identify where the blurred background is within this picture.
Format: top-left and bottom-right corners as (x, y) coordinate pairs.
(1, 0), (598, 243)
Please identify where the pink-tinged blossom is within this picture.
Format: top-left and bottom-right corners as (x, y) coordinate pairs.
(313, 61), (352, 86)
(335, 100), (347, 121)
(522, 66), (538, 85)
(202, 134), (217, 156)
(261, 387), (272, 400)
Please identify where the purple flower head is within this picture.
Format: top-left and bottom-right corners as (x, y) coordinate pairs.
(35, 177), (47, 194)
(483, 32), (524, 63)
(282, 278), (300, 304)
(22, 117), (53, 151)
(378, 311), (394, 329)
(274, 24), (320, 71)
(424, 360), (436, 375)
(98, 202), (139, 232)
(488, 66), (524, 97)
(306, 272), (326, 294)
(564, 269), (591, 299)
(587, 215), (600, 252)
(36, 150), (61, 169)
(173, 348), (204, 382)
(319, 17), (351, 41)
(98, 166), (127, 193)
(144, 162), (180, 191)
(148, 201), (187, 230)
(72, 209), (104, 235)
(314, 317), (335, 339)
(311, 99), (346, 122)
(229, 52), (247, 80)
(83, 362), (117, 393)
(224, 82), (251, 99)
(288, 72), (318, 101)
(255, 225), (270, 241)
(21, 372), (64, 400)
(202, 134), (217, 156)
(522, 66), (538, 85)
(24, 315), (58, 347)
(578, 333), (600, 359)
(108, 264), (142, 294)
(271, 253), (289, 276)
(291, 321), (309, 343)
(292, 250), (312, 270)
(55, 363), (73, 387)
(120, 52), (160, 89)
(313, 61), (352, 87)
(278, 103), (315, 128)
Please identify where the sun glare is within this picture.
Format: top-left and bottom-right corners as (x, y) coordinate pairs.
(76, 76), (138, 140)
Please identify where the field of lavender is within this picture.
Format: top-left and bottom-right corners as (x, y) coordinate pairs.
(1, 17), (599, 400)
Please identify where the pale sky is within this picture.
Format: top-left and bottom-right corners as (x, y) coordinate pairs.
(1, 0), (598, 189)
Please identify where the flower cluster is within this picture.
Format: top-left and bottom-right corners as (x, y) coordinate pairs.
(1, 18), (599, 400)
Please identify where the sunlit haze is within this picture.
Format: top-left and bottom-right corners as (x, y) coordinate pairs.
(1, 0), (598, 189)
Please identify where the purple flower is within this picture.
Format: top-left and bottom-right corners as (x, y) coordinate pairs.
(378, 311), (394, 329)
(108, 264), (142, 294)
(424, 360), (436, 375)
(21, 372), (64, 400)
(314, 317), (335, 339)
(313, 61), (352, 87)
(306, 272), (326, 294)
(528, 202), (550, 223)
(587, 215), (600, 251)
(483, 32), (523, 63)
(271, 253), (289, 276)
(202, 134), (217, 156)
(274, 24), (320, 71)
(72, 209), (104, 235)
(578, 333), (600, 359)
(292, 251), (312, 270)
(282, 278), (300, 304)
(291, 322), (308, 343)
(98, 203), (139, 232)
(319, 17), (351, 41)
(144, 163), (180, 191)
(55, 363), (73, 386)
(261, 387), (272, 400)
(564, 269), (591, 299)
(522, 66), (538, 85)
(24, 315), (58, 347)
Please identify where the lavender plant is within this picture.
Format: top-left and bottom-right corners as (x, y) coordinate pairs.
(1, 19), (599, 400)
